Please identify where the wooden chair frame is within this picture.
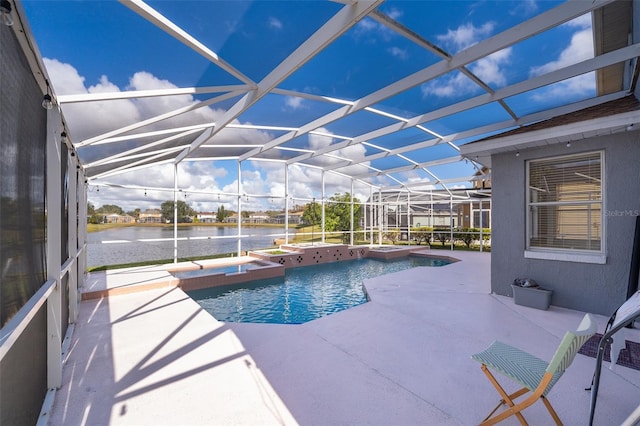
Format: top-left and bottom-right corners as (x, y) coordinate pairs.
(472, 313), (596, 425)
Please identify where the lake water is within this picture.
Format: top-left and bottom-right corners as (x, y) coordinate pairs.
(87, 226), (293, 267)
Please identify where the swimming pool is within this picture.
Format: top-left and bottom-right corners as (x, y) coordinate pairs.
(188, 256), (450, 324)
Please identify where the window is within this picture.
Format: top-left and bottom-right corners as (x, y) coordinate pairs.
(526, 151), (604, 262)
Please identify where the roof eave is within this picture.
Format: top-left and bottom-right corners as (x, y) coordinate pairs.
(460, 109), (640, 165)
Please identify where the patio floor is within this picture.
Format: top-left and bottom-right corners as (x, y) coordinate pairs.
(46, 251), (640, 425)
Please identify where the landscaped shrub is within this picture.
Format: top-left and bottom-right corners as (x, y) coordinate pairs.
(454, 227), (492, 248)
(411, 227), (433, 245)
(433, 230), (448, 247)
(384, 229), (400, 244)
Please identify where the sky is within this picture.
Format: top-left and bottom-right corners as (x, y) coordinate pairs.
(21, 0), (595, 214)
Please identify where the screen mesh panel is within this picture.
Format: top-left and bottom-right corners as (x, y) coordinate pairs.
(0, 26), (47, 326)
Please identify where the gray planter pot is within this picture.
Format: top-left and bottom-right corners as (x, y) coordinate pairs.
(511, 284), (553, 310)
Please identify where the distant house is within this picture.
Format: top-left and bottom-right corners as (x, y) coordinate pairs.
(409, 203), (457, 228)
(139, 209), (162, 223)
(472, 166), (491, 190)
(272, 211), (303, 225)
(105, 213), (134, 224)
(224, 213), (239, 223)
(248, 212), (269, 223)
(197, 212), (216, 223)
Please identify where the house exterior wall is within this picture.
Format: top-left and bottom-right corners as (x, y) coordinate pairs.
(635, 0), (640, 100)
(491, 130), (640, 315)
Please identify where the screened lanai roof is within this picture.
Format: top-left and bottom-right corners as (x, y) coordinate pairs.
(16, 0), (639, 205)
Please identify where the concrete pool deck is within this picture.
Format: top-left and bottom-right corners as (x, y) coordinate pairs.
(47, 251), (640, 425)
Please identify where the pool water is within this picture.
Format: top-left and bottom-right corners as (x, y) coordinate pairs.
(188, 256), (450, 324)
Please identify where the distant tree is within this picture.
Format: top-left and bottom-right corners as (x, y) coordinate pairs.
(302, 200), (321, 226)
(241, 211), (251, 219)
(216, 205), (226, 222)
(127, 208), (141, 219)
(96, 204), (124, 215)
(325, 192), (362, 243)
(87, 203), (102, 224)
(160, 200), (196, 223)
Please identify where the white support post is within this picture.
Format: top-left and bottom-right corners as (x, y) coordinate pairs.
(407, 192), (411, 246)
(469, 200), (474, 229)
(78, 174), (87, 287)
(237, 161), (242, 256)
(68, 155), (78, 323)
(449, 196), (454, 251)
(46, 109), (62, 389)
(173, 164), (178, 263)
(350, 179), (354, 246)
(430, 192), (434, 228)
(321, 171), (326, 243)
(369, 186), (374, 245)
(479, 200), (484, 253)
(378, 188), (383, 245)
(284, 164), (289, 245)
(362, 189), (367, 243)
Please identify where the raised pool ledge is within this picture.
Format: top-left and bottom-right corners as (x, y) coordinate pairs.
(250, 243), (438, 267)
(170, 259), (284, 293)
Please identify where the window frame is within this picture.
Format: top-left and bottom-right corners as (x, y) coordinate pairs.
(525, 150), (606, 264)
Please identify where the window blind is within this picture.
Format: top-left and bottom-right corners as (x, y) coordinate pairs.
(528, 151), (602, 251)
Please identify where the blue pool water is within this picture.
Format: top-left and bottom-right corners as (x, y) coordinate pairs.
(188, 256), (450, 324)
(173, 261), (264, 279)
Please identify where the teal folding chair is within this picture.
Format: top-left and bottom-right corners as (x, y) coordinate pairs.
(472, 313), (597, 425)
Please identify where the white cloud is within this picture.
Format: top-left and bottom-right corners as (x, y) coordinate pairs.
(421, 47), (511, 98)
(50, 60), (374, 212)
(510, 0), (537, 16)
(526, 15), (595, 100)
(472, 48), (511, 87)
(285, 96), (305, 110)
(127, 71), (219, 127)
(45, 58), (142, 140)
(421, 21), (510, 98)
(387, 46), (408, 60)
(529, 27), (593, 76)
(45, 60), (289, 211)
(353, 12), (398, 43)
(305, 128), (369, 179)
(565, 13), (591, 29)
(385, 7), (403, 21)
(355, 18), (377, 33)
(437, 22), (495, 52)
(529, 72), (595, 102)
(45, 59), (87, 94)
(44, 59), (225, 142)
(268, 16), (282, 30)
(308, 129), (334, 150)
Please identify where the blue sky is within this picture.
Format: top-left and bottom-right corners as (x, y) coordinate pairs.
(22, 0), (595, 212)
